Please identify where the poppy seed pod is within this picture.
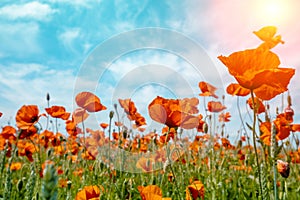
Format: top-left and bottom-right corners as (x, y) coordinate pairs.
(277, 160), (290, 178)
(284, 105), (294, 123)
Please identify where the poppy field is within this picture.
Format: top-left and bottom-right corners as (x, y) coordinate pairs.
(1, 26), (300, 200)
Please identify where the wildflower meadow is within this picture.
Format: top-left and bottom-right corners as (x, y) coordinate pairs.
(1, 26), (300, 200)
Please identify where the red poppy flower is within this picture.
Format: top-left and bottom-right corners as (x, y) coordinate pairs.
(72, 108), (89, 124)
(137, 185), (169, 200)
(136, 157), (155, 173)
(207, 101), (226, 113)
(100, 123), (108, 129)
(253, 26), (284, 50)
(1, 126), (17, 140)
(10, 162), (22, 171)
(219, 112), (231, 122)
(260, 113), (297, 145)
(75, 185), (104, 200)
(75, 92), (107, 112)
(148, 96), (199, 129)
(18, 141), (37, 162)
(119, 99), (146, 127)
(218, 46), (294, 101)
(16, 105), (40, 130)
(45, 106), (70, 120)
(66, 120), (82, 137)
(199, 81), (218, 98)
(226, 83), (250, 96)
(186, 180), (205, 200)
(247, 97), (265, 114)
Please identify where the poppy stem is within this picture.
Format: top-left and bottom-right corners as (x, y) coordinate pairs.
(271, 122), (278, 200)
(237, 97), (251, 147)
(108, 111), (114, 174)
(250, 90), (264, 199)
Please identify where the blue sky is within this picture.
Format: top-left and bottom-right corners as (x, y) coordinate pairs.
(1, 0), (300, 138)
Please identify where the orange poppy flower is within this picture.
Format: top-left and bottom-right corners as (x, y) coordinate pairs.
(136, 157), (155, 173)
(137, 185), (171, 200)
(39, 130), (55, 148)
(10, 162), (22, 171)
(260, 122), (272, 146)
(45, 105), (70, 120)
(134, 112), (147, 127)
(221, 138), (235, 149)
(72, 108), (89, 124)
(226, 83), (250, 96)
(1, 126), (17, 140)
(179, 98), (199, 114)
(16, 105), (40, 129)
(218, 48), (295, 100)
(277, 160), (290, 178)
(198, 81), (218, 98)
(66, 120), (82, 137)
(274, 114), (291, 140)
(119, 99), (137, 117)
(58, 178), (69, 188)
(291, 124), (300, 132)
(119, 99), (147, 127)
(219, 112), (231, 122)
(207, 101), (226, 113)
(247, 97), (265, 114)
(100, 123), (108, 129)
(197, 114), (206, 133)
(218, 36), (295, 100)
(115, 121), (123, 127)
(19, 125), (38, 139)
(253, 26), (284, 50)
(75, 92), (106, 112)
(260, 113), (295, 145)
(148, 96), (199, 129)
(186, 180), (205, 200)
(75, 185), (104, 200)
(18, 141), (37, 162)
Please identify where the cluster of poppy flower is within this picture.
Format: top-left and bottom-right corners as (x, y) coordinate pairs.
(0, 26), (299, 199)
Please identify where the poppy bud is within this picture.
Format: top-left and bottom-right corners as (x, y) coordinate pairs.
(46, 93), (50, 101)
(47, 148), (53, 157)
(17, 179), (23, 192)
(277, 160), (290, 178)
(284, 106), (294, 123)
(109, 111), (114, 119)
(203, 122), (208, 133)
(296, 138), (300, 147)
(67, 180), (72, 190)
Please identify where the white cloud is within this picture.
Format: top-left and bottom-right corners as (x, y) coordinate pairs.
(58, 28), (81, 53)
(48, 0), (101, 8)
(0, 22), (41, 58)
(0, 63), (76, 117)
(0, 2), (56, 21)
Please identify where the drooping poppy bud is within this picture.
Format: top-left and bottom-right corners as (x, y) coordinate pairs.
(277, 160), (290, 178)
(284, 105), (294, 123)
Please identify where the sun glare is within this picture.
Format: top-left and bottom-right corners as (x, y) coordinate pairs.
(255, 0), (291, 25)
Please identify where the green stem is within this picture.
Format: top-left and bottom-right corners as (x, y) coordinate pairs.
(250, 90), (263, 199)
(271, 123), (278, 200)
